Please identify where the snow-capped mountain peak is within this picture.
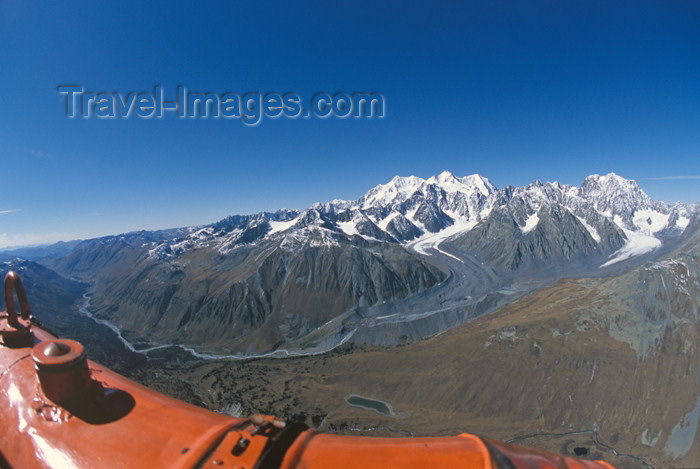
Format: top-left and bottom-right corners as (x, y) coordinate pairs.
(359, 172), (498, 211)
(460, 174), (496, 197)
(360, 175), (424, 209)
(579, 172), (653, 216)
(425, 171), (496, 197)
(427, 169), (458, 184)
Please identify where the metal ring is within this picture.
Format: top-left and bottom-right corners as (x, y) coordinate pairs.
(4, 271), (31, 326)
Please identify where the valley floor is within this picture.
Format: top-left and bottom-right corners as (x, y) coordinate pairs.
(123, 272), (699, 469)
(32, 230), (700, 469)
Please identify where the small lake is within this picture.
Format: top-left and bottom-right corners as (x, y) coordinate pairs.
(345, 394), (395, 416)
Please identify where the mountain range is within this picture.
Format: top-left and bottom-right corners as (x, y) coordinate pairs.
(28, 171), (695, 355)
(3, 170), (700, 467)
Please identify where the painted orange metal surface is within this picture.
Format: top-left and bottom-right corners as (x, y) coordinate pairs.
(0, 271), (617, 468)
(0, 327), (245, 468)
(278, 432), (618, 469)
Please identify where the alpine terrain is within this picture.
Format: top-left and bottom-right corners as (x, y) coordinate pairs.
(4, 171), (699, 468)
(42, 172), (695, 355)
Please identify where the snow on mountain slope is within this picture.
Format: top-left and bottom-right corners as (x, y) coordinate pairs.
(579, 173), (654, 218)
(601, 229), (662, 267)
(146, 171), (696, 268)
(410, 212), (474, 262)
(575, 215), (602, 243)
(360, 175), (424, 209)
(268, 217), (299, 235)
(521, 213), (540, 234)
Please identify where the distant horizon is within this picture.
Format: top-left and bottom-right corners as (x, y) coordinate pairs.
(3, 2), (699, 250)
(1, 169), (696, 251)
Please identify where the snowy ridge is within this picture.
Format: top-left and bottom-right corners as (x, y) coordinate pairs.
(575, 215), (601, 243)
(360, 175), (424, 209)
(146, 171), (696, 267)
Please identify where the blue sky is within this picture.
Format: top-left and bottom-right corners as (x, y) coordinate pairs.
(1, 1), (699, 249)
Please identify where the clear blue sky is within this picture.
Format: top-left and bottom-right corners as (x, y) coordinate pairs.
(1, 1), (699, 249)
